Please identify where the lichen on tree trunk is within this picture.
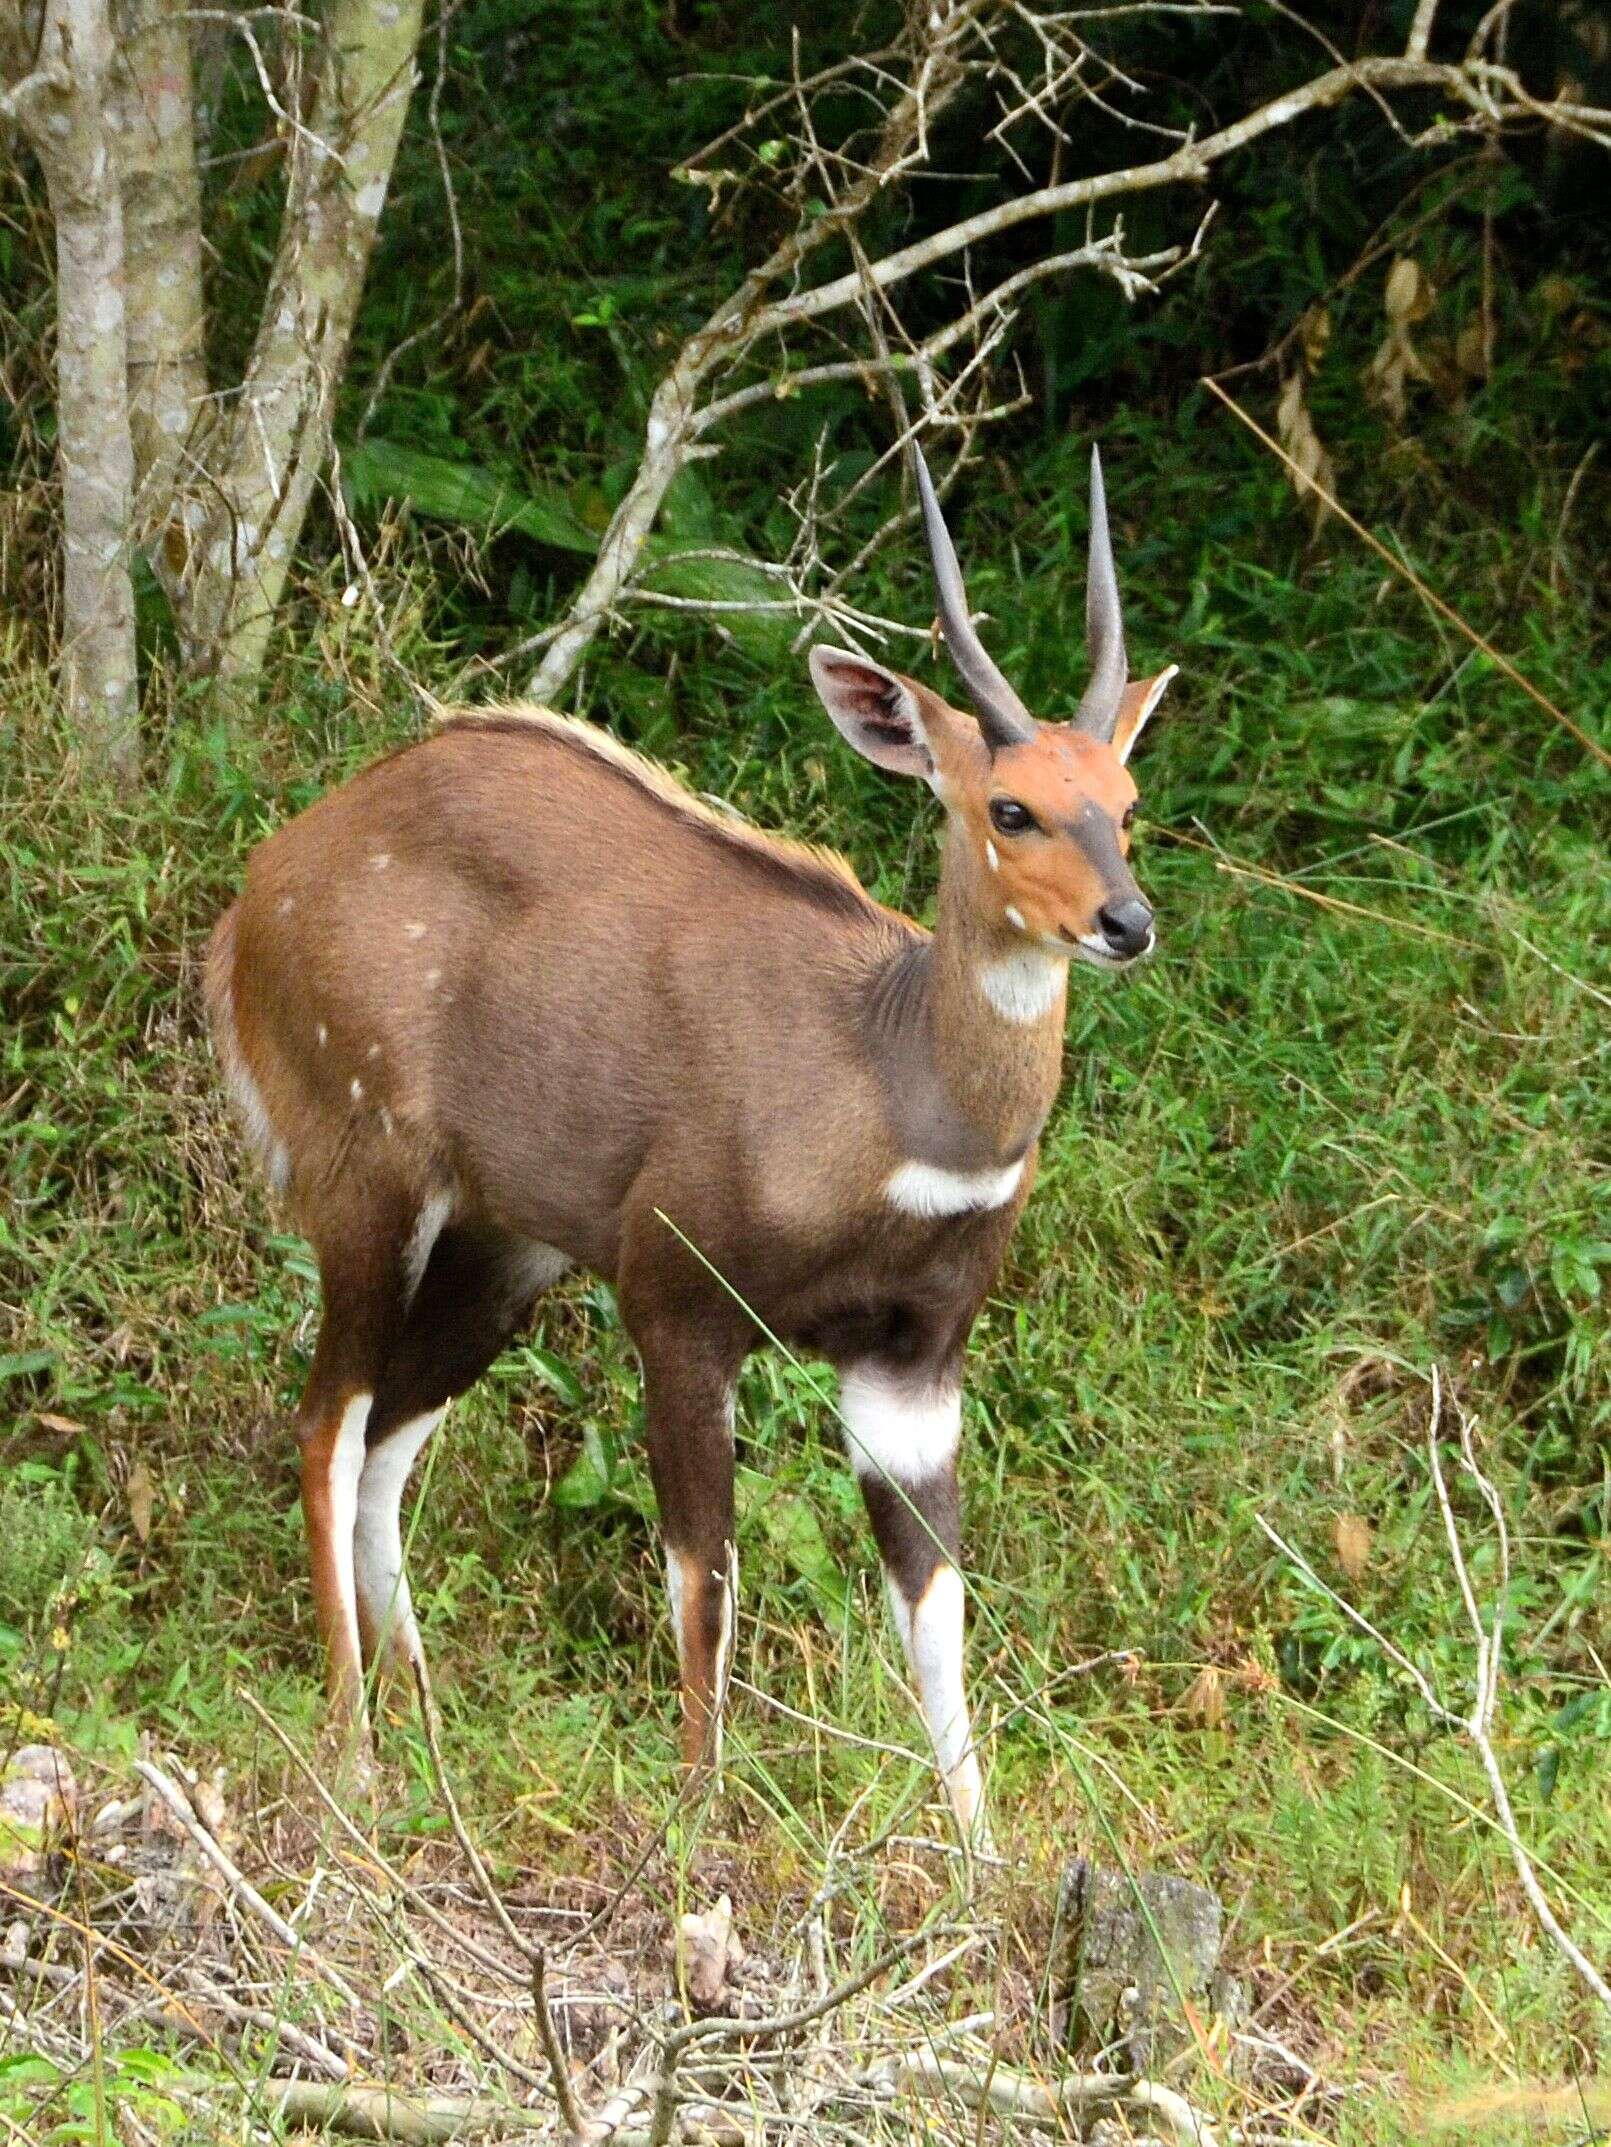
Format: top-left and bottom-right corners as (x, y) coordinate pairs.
(180, 0), (427, 698)
(3, 0), (140, 777)
(111, 0), (207, 580)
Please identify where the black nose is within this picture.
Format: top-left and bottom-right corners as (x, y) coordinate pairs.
(1097, 896), (1154, 959)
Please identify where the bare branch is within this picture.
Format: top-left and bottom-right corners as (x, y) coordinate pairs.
(875, 2049), (1221, 2147)
(527, 4), (1611, 704)
(1406, 0), (1441, 62)
(1426, 1374), (1611, 2018)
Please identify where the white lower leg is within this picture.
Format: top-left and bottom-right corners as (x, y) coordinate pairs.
(710, 1542), (737, 1778)
(327, 1395), (371, 1687)
(889, 1564), (989, 1846)
(354, 1406), (445, 1677)
(666, 1542), (736, 1780)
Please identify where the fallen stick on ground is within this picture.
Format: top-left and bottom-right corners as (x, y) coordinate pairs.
(269, 2082), (529, 2142)
(182, 1973), (350, 2080)
(133, 1758), (363, 2013)
(239, 1688), (526, 1987)
(267, 2078), (712, 2143)
(875, 2048), (1221, 2147)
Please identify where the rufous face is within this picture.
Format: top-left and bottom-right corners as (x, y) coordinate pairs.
(923, 672), (1171, 968)
(809, 648), (1173, 969)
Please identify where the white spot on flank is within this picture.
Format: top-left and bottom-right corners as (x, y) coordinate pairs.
(349, 1078), (364, 1101)
(370, 852), (391, 871)
(1004, 904), (1027, 932)
(403, 921), (426, 940)
(978, 948), (1065, 1023)
(424, 967), (442, 988)
(985, 840), (1000, 873)
(838, 1366), (960, 1487)
(317, 1023), (329, 1047)
(277, 895), (295, 916)
(884, 1156), (1023, 1219)
(367, 1042), (381, 1060)
(354, 1405), (445, 1671)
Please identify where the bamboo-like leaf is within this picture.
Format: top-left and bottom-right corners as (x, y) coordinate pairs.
(341, 440), (598, 553)
(342, 439), (792, 653)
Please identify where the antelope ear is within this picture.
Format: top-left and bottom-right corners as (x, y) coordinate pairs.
(1110, 664), (1178, 766)
(809, 647), (936, 781)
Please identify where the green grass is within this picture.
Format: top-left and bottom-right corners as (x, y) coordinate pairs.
(4, 437), (1608, 2134)
(4, 1), (1611, 2133)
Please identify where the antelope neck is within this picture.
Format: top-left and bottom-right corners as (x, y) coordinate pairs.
(865, 829), (1066, 1174)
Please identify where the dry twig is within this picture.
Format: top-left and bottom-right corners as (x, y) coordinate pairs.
(525, 5), (1611, 703)
(132, 1756), (364, 2012)
(1258, 1367), (1611, 2019)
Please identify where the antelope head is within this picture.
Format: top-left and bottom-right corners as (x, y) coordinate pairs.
(810, 446), (1176, 970)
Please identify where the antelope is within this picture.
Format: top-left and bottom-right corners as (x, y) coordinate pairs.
(206, 446), (1176, 1841)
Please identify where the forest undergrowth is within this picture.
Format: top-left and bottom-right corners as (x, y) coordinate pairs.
(2, 4), (1608, 2140)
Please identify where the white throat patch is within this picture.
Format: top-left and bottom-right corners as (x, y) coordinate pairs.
(977, 948), (1066, 1023)
(885, 1156), (1024, 1219)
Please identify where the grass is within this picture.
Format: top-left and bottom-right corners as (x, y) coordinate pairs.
(4, 1), (1611, 2134)
(3, 431), (1609, 2136)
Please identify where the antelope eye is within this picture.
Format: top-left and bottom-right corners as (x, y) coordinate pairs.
(989, 797), (1036, 836)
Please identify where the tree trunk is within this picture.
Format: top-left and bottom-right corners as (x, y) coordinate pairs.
(111, 0), (207, 590)
(179, 0), (426, 700)
(3, 0), (140, 777)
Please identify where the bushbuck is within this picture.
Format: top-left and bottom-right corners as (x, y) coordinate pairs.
(206, 446), (1175, 1840)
